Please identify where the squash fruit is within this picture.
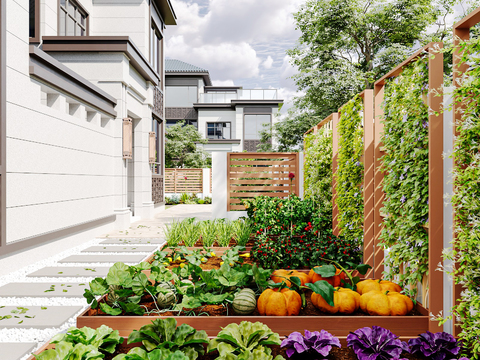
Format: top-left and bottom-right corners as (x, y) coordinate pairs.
(311, 288), (360, 314)
(359, 290), (414, 316)
(232, 288), (256, 315)
(309, 266), (346, 287)
(271, 270), (310, 287)
(257, 288), (302, 316)
(356, 279), (402, 294)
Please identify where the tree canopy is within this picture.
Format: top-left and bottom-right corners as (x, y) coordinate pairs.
(267, 0), (466, 151)
(165, 121), (211, 168)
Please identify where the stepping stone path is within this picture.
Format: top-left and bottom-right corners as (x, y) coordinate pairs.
(58, 254), (147, 263)
(0, 236), (165, 359)
(27, 266), (110, 278)
(0, 282), (88, 298)
(99, 238), (165, 244)
(0, 306), (82, 328)
(0, 343), (36, 360)
(81, 245), (158, 253)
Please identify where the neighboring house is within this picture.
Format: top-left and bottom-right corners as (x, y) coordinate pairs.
(165, 59), (283, 153)
(0, 0), (175, 255)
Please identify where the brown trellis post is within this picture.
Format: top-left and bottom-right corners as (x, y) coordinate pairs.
(451, 6), (480, 337)
(374, 42), (444, 332)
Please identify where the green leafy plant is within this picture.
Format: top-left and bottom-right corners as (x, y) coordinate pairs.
(233, 219), (254, 247)
(127, 318), (208, 359)
(207, 321), (285, 360)
(165, 219), (182, 247)
(379, 55), (429, 298)
(336, 95), (364, 247)
(304, 127), (333, 216)
(50, 325), (123, 354)
(113, 348), (189, 360)
(216, 220), (235, 247)
(200, 220), (218, 248)
(441, 35), (480, 359)
(34, 341), (103, 360)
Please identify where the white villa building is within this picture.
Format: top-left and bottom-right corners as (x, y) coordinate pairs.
(0, 0), (175, 255)
(165, 59), (283, 153)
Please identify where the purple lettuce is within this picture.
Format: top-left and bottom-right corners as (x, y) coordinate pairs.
(281, 329), (341, 359)
(408, 331), (465, 360)
(347, 326), (408, 360)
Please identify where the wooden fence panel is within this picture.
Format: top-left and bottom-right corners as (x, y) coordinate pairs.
(165, 169), (203, 194)
(227, 152), (299, 211)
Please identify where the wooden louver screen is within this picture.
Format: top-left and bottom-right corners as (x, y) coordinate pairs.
(123, 118), (133, 159)
(149, 131), (156, 164)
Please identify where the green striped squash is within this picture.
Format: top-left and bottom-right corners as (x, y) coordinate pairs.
(232, 288), (256, 315)
(156, 282), (176, 308)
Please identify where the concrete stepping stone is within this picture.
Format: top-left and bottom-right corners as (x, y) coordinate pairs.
(0, 282), (87, 297)
(58, 254), (146, 263)
(99, 238), (164, 245)
(27, 266), (110, 278)
(0, 305), (82, 328)
(0, 342), (36, 360)
(81, 245), (158, 253)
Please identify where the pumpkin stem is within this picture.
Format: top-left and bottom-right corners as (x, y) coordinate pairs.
(300, 292), (307, 309)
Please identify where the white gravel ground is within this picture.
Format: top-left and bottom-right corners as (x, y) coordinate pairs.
(0, 236), (164, 360)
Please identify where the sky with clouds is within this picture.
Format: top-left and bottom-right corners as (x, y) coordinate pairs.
(165, 0), (305, 113)
(165, 0), (478, 115)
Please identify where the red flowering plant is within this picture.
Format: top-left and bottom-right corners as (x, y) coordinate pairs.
(251, 229), (361, 270)
(243, 195), (331, 237)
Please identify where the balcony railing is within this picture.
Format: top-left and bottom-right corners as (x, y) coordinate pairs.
(199, 89), (278, 103)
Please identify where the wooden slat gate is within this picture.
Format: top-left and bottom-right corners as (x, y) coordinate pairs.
(227, 152), (299, 211)
(165, 169), (203, 194)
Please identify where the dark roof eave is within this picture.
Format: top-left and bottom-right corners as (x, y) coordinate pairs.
(154, 0), (177, 25)
(166, 71), (212, 86)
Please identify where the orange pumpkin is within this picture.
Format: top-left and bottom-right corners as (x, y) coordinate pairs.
(308, 266), (346, 287)
(356, 279), (402, 295)
(359, 290), (414, 316)
(311, 287), (360, 314)
(257, 288), (302, 316)
(271, 270), (310, 287)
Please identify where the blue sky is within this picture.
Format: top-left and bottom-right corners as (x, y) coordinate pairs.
(165, 0), (480, 115)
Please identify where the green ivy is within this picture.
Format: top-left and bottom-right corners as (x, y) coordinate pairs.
(444, 37), (480, 358)
(379, 56), (429, 299)
(304, 128), (333, 215)
(336, 95), (364, 246)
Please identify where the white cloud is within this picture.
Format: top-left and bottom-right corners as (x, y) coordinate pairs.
(165, 0), (304, 116)
(263, 56), (274, 69)
(166, 36), (261, 80)
(212, 79), (236, 86)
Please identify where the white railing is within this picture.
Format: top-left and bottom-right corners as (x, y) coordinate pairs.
(199, 89), (278, 103)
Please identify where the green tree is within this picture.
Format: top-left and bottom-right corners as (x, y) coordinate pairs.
(165, 121), (211, 168)
(266, 0), (462, 151)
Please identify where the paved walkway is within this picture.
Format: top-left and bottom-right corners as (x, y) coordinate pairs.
(99, 204), (212, 238)
(0, 205), (211, 360)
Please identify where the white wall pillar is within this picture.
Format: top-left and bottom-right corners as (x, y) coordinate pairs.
(202, 168), (211, 197)
(212, 152), (227, 219)
(299, 152), (305, 199)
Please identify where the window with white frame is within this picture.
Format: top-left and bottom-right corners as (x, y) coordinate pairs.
(207, 122), (231, 140)
(244, 114), (271, 140)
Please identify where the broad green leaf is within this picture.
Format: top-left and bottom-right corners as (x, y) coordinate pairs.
(312, 265), (336, 278)
(306, 280), (334, 306)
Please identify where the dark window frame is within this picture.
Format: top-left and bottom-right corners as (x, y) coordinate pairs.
(58, 0), (89, 36)
(206, 122), (231, 140)
(29, 0), (40, 43)
(150, 23), (162, 76)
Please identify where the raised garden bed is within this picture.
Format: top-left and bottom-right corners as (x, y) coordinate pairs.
(27, 336), (430, 360)
(77, 293), (429, 342)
